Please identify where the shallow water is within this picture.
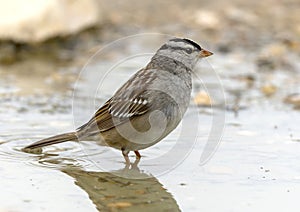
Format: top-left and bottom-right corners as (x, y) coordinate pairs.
(1, 41), (300, 211)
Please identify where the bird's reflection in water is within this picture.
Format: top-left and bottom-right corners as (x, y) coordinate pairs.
(28, 147), (180, 211)
(61, 160), (180, 212)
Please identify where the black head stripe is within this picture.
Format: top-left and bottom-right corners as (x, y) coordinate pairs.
(170, 38), (185, 43)
(169, 38), (202, 51)
(182, 38), (202, 50)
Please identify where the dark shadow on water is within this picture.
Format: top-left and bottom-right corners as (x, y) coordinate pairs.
(62, 163), (180, 212)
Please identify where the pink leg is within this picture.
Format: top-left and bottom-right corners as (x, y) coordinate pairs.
(134, 151), (141, 159)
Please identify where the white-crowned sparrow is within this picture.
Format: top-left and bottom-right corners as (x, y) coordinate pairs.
(24, 38), (213, 163)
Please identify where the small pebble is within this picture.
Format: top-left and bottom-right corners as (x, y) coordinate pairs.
(261, 84), (277, 96)
(194, 91), (212, 106)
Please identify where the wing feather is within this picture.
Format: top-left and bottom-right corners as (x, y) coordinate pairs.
(77, 68), (156, 134)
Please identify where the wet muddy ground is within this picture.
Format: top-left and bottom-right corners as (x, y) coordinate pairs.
(1, 0), (300, 211)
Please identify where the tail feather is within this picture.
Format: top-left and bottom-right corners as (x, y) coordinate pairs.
(25, 132), (78, 149)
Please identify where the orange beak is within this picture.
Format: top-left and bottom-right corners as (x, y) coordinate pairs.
(199, 49), (213, 58)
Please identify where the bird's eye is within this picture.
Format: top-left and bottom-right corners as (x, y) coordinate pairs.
(186, 48), (193, 54)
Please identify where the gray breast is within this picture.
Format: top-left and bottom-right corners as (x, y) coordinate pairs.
(147, 68), (192, 126)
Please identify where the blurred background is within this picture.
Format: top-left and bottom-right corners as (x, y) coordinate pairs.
(0, 0), (299, 105)
(0, 0), (300, 211)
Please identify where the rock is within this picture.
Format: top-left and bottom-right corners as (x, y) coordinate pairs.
(193, 10), (220, 29)
(261, 84), (277, 96)
(284, 93), (300, 109)
(194, 91), (212, 106)
(0, 0), (100, 43)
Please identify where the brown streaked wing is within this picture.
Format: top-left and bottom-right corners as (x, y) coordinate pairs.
(77, 68), (156, 133)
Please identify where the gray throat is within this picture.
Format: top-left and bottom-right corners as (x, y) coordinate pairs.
(147, 55), (192, 77)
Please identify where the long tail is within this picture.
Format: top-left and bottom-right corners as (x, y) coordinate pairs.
(24, 132), (78, 149)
